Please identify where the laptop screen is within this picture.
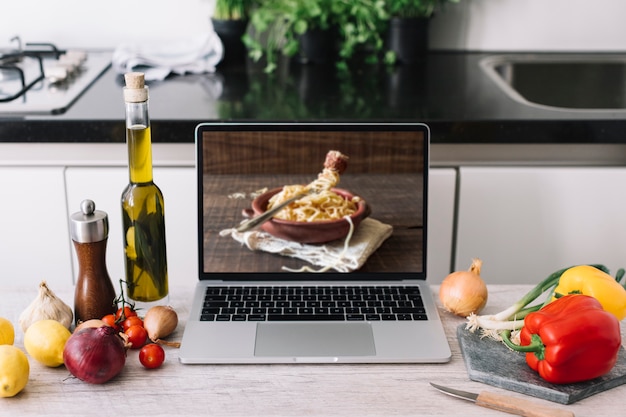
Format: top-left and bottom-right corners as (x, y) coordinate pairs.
(196, 123), (429, 280)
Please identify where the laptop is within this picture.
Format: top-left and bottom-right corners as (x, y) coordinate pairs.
(179, 122), (451, 364)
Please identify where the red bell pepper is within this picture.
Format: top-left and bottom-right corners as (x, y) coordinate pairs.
(502, 294), (621, 384)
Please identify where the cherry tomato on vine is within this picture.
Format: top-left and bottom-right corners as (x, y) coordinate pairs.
(122, 315), (144, 332)
(139, 344), (165, 369)
(101, 314), (121, 332)
(125, 324), (148, 349)
(116, 306), (137, 321)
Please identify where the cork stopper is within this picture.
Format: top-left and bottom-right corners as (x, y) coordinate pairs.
(123, 72), (148, 103)
(125, 72), (144, 89)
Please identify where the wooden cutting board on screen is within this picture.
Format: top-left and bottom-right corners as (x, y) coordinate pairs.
(457, 324), (626, 404)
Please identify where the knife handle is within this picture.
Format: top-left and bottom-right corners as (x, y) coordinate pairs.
(476, 391), (575, 417)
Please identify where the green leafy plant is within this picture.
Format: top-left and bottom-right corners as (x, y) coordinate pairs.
(333, 0), (388, 71)
(386, 0), (460, 18)
(245, 0), (388, 73)
(214, 0), (255, 20)
(244, 0), (334, 73)
(244, 0), (462, 72)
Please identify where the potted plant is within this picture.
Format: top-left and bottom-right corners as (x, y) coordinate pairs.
(212, 0), (255, 67)
(384, 0), (460, 64)
(243, 0), (334, 73)
(244, 0), (388, 73)
(333, 0), (388, 71)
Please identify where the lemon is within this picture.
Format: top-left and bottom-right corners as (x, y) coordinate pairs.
(0, 345), (29, 397)
(125, 226), (137, 260)
(0, 318), (14, 345)
(24, 319), (71, 367)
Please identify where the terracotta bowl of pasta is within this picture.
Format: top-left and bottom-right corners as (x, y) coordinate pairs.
(248, 187), (369, 244)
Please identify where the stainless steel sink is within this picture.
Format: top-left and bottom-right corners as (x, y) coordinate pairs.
(480, 54), (626, 111)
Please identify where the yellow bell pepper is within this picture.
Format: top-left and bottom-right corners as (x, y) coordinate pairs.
(552, 265), (626, 320)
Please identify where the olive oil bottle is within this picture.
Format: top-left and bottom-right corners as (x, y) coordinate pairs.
(121, 72), (168, 306)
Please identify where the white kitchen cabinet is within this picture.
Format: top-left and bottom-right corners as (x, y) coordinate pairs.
(455, 167), (626, 284)
(427, 168), (457, 284)
(65, 167), (198, 294)
(0, 167), (72, 289)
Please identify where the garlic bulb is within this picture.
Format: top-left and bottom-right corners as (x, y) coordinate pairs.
(19, 281), (74, 332)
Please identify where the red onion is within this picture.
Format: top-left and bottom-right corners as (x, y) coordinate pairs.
(63, 325), (126, 384)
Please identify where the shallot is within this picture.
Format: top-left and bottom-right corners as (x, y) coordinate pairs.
(143, 305), (180, 347)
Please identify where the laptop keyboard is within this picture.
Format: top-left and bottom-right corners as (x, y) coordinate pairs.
(200, 285), (428, 322)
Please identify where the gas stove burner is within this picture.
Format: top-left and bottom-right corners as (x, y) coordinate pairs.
(0, 55), (44, 103)
(45, 50), (88, 84)
(0, 67), (21, 82)
(0, 37), (90, 103)
(0, 37), (111, 116)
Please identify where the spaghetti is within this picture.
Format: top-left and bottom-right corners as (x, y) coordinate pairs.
(267, 150), (360, 222)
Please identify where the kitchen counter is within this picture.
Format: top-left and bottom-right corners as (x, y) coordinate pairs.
(1, 284), (624, 416)
(3, 52), (626, 166)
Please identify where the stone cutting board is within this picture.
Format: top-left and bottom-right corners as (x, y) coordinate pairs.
(457, 324), (626, 404)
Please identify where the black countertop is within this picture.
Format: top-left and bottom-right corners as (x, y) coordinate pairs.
(2, 52), (626, 145)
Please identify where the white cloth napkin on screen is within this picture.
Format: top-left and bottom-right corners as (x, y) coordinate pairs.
(222, 218), (393, 272)
(112, 32), (223, 81)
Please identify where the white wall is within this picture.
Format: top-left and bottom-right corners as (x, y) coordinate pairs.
(430, 0), (626, 51)
(2, 0), (626, 51)
(1, 0), (215, 49)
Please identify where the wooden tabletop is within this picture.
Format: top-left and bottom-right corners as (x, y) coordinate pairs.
(1, 283), (624, 416)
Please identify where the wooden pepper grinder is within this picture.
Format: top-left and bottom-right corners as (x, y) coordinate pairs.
(70, 199), (117, 325)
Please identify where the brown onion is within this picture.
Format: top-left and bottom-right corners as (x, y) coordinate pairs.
(143, 306), (180, 347)
(63, 326), (126, 384)
(73, 319), (107, 334)
(439, 258), (488, 317)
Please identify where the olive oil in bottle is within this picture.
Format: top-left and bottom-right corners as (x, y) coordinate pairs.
(121, 72), (168, 306)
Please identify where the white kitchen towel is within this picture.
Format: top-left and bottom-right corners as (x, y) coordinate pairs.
(112, 32), (223, 81)
(221, 218), (393, 273)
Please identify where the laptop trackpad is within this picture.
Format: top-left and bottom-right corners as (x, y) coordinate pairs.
(255, 322), (376, 358)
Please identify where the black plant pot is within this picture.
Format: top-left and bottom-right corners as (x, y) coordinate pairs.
(296, 27), (339, 64)
(212, 18), (249, 67)
(386, 17), (430, 64)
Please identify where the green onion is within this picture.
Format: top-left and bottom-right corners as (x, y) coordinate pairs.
(466, 264), (608, 333)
